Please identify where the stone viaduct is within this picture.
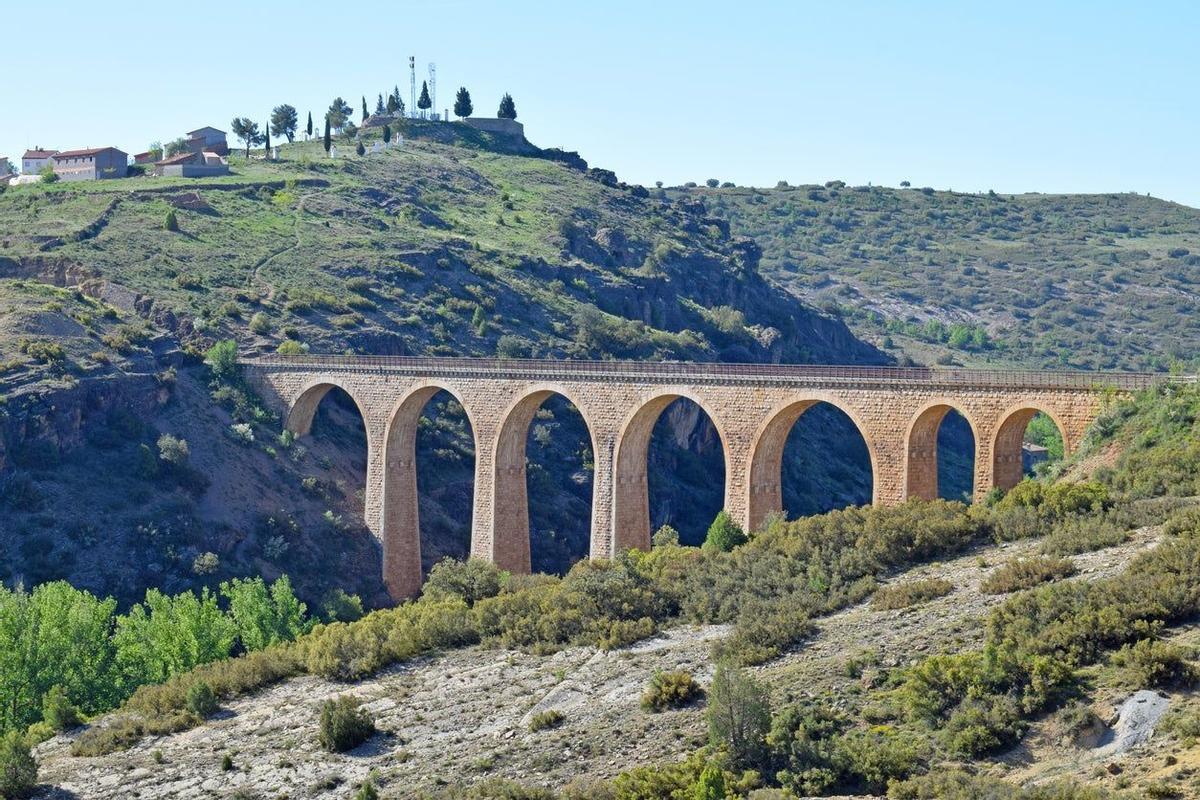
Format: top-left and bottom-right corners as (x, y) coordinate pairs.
(244, 355), (1159, 600)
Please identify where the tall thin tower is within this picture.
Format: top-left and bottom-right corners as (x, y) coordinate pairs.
(428, 63), (437, 120)
(409, 57), (416, 119)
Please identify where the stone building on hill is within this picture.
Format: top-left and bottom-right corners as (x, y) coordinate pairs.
(50, 147), (128, 181)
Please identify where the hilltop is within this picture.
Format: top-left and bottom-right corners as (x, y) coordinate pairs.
(0, 121), (880, 607)
(674, 183), (1200, 371)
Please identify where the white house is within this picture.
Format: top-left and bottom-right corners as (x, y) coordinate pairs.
(22, 148), (58, 174)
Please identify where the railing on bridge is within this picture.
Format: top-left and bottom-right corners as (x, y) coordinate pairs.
(240, 354), (1181, 391)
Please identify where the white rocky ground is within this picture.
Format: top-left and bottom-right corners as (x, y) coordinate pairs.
(33, 525), (1177, 799)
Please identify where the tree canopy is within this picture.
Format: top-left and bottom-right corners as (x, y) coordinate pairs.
(417, 81), (432, 112)
(270, 104), (298, 142)
(229, 117), (263, 157)
(498, 93), (518, 120)
(326, 97), (352, 130)
(454, 86), (473, 119)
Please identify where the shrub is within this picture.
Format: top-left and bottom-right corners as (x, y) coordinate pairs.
(716, 600), (813, 665)
(0, 730), (37, 798)
(248, 312), (272, 333)
(1109, 639), (1197, 689)
(317, 695), (376, 752)
(41, 684), (81, 731)
(981, 557), (1076, 594)
(652, 525), (680, 547)
(703, 511), (747, 552)
(354, 781), (380, 800)
(157, 434), (190, 466)
(185, 681), (218, 717)
(205, 340), (239, 381)
(872, 578), (953, 610)
(322, 589), (364, 622)
(942, 695), (1027, 756)
(691, 762), (726, 800)
(1039, 516), (1126, 556)
(164, 209), (179, 232)
(836, 725), (931, 793)
(641, 670), (704, 712)
(529, 709), (564, 732)
(707, 664), (771, 770)
(422, 558), (504, 606)
(276, 340), (306, 355)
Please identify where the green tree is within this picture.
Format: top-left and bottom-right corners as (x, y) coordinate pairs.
(703, 510), (747, 552)
(270, 104), (298, 142)
(323, 117), (332, 153)
(497, 93), (517, 120)
(707, 663), (771, 770)
(382, 124), (392, 144)
(145, 140), (164, 161)
(38, 165), (58, 183)
(418, 81), (432, 115)
(204, 340), (239, 381)
(185, 680), (218, 717)
(0, 582), (119, 731)
(229, 117), (263, 158)
(263, 120), (271, 156)
(326, 97), (352, 131)
(454, 86), (473, 119)
(113, 587), (236, 686)
(386, 91), (399, 115)
(220, 576), (308, 652)
(375, 93), (385, 115)
(355, 140), (366, 157)
(0, 730), (36, 798)
(691, 762), (726, 800)
(163, 209), (179, 232)
(41, 684), (81, 731)
(163, 137), (190, 157)
(306, 111), (313, 138)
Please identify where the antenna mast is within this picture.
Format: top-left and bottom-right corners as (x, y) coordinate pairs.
(409, 57), (416, 119)
(428, 63), (437, 120)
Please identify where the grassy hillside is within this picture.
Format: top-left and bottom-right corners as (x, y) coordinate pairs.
(672, 183), (1200, 371)
(0, 122), (882, 607)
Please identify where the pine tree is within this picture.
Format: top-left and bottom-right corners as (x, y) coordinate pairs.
(323, 118), (331, 154)
(375, 94), (385, 115)
(453, 87), (473, 119)
(417, 81), (432, 115)
(270, 104), (298, 142)
(497, 93), (517, 120)
(306, 111), (313, 138)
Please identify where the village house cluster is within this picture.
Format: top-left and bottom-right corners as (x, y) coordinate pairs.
(1, 127), (230, 185)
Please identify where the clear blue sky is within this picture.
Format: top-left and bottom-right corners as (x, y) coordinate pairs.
(4, 1), (1197, 206)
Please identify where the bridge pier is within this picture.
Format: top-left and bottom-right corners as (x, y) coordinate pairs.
(250, 357), (1132, 602)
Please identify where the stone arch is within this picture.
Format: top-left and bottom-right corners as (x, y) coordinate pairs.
(904, 400), (980, 502)
(284, 377), (371, 437)
(381, 381), (477, 599)
(614, 388), (730, 552)
(491, 384), (598, 574)
(991, 403), (1071, 492)
(747, 394), (877, 531)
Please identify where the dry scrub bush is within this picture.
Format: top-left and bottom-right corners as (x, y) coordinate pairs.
(871, 578), (953, 610)
(981, 557), (1076, 595)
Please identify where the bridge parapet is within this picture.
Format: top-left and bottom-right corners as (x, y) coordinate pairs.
(241, 355), (1174, 600)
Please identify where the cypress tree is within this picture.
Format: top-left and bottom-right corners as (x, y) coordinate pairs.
(497, 93), (517, 120)
(264, 120), (271, 156)
(453, 87), (473, 119)
(362, 96), (369, 121)
(382, 125), (392, 144)
(306, 111), (313, 138)
(323, 117), (331, 154)
(355, 140), (365, 157)
(386, 93), (398, 115)
(417, 81), (431, 115)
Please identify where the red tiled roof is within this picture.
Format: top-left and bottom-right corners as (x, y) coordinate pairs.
(23, 149), (57, 159)
(156, 151), (200, 165)
(52, 147), (124, 159)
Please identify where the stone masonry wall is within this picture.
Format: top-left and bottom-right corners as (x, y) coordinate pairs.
(245, 360), (1121, 599)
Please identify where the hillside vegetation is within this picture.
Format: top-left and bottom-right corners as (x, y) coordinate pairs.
(0, 122), (880, 608)
(18, 377), (1200, 799)
(674, 183), (1200, 371)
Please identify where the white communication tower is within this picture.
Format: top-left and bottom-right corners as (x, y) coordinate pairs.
(409, 56), (416, 119)
(428, 63), (437, 120)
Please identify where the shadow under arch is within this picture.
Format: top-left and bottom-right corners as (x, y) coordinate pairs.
(285, 378), (372, 438)
(491, 384), (598, 575)
(615, 389), (730, 551)
(382, 381), (477, 599)
(904, 401), (979, 502)
(991, 404), (1071, 492)
(747, 395), (877, 531)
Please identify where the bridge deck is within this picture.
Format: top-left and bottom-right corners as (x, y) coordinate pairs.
(241, 354), (1176, 391)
